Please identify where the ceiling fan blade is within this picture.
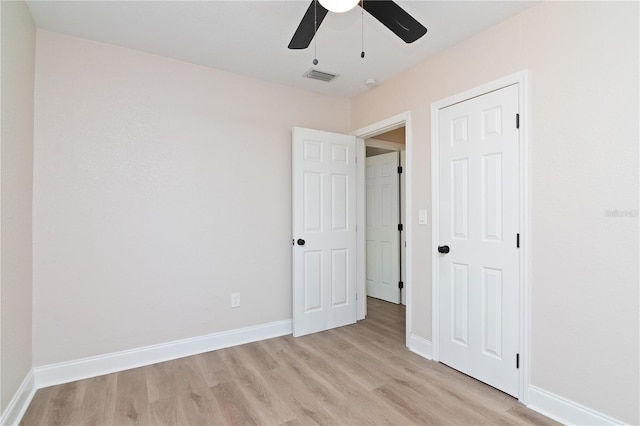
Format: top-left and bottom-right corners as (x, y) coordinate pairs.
(362, 0), (427, 44)
(288, 1), (329, 49)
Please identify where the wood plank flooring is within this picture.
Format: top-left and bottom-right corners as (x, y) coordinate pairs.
(21, 298), (557, 425)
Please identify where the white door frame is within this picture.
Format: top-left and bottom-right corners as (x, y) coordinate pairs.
(430, 71), (530, 402)
(352, 112), (412, 347)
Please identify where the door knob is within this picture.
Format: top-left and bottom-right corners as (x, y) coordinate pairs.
(438, 245), (450, 254)
(297, 239), (306, 246)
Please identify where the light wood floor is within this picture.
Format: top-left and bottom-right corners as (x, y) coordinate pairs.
(21, 298), (556, 425)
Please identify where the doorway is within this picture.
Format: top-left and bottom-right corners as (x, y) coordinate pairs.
(291, 114), (411, 340)
(352, 112), (412, 347)
(364, 128), (406, 306)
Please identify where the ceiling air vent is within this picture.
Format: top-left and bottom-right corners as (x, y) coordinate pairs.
(304, 69), (339, 83)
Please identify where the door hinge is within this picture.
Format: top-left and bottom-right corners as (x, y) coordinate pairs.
(516, 353), (520, 369)
(398, 281), (404, 289)
(398, 224), (403, 232)
(516, 113), (520, 129)
(397, 166), (403, 174)
(516, 233), (520, 248)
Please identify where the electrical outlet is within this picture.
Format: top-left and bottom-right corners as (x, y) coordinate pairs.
(231, 293), (240, 308)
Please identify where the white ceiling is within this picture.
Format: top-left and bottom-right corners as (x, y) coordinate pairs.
(26, 0), (539, 97)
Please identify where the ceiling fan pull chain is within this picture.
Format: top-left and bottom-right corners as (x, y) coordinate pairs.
(313, 0), (319, 65)
(360, 0), (365, 58)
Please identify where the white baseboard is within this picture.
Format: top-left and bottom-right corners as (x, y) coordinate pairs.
(34, 319), (292, 389)
(0, 370), (36, 426)
(528, 385), (624, 425)
(9, 324), (627, 426)
(404, 339), (625, 425)
(407, 333), (433, 360)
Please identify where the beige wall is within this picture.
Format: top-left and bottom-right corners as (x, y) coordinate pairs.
(351, 1), (639, 423)
(32, 31), (351, 367)
(0, 0), (36, 414)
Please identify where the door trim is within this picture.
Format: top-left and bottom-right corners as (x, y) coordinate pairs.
(430, 71), (530, 402)
(352, 112), (412, 347)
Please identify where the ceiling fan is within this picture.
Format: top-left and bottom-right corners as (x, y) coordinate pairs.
(288, 0), (427, 50)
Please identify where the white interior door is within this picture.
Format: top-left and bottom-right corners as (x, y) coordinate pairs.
(437, 84), (520, 397)
(292, 127), (357, 337)
(366, 152), (400, 304)
(400, 150), (406, 306)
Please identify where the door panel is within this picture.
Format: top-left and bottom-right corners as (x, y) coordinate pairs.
(452, 159), (469, 239)
(451, 262), (469, 346)
(303, 172), (321, 231)
(438, 84), (520, 397)
(366, 152), (400, 304)
(293, 127), (357, 337)
(331, 175), (348, 230)
(331, 249), (348, 306)
(483, 153), (503, 241)
(303, 251), (322, 311)
(482, 267), (503, 357)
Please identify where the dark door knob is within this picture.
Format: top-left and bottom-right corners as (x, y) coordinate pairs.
(297, 239), (306, 246)
(438, 245), (450, 254)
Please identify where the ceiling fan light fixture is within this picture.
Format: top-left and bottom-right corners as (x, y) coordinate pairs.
(318, 0), (359, 13)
